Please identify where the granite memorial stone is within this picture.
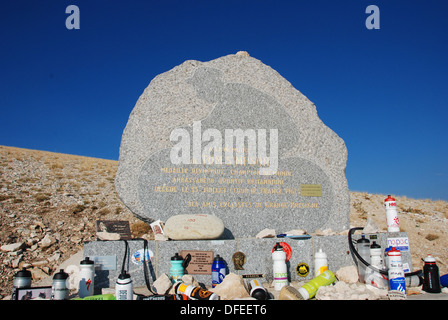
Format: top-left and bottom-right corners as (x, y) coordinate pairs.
(115, 52), (349, 238)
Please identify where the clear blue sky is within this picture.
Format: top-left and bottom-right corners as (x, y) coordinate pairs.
(1, 1), (447, 201)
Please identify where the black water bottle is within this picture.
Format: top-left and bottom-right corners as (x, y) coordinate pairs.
(423, 254), (441, 293)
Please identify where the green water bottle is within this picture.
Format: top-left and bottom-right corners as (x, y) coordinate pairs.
(72, 293), (116, 300)
(170, 253), (191, 283)
(298, 270), (335, 300)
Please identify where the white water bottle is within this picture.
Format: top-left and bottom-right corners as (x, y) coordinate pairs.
(115, 272), (133, 300)
(314, 248), (328, 277)
(384, 195), (400, 233)
(366, 241), (388, 289)
(370, 241), (383, 269)
(272, 243), (288, 291)
(356, 235), (370, 283)
(78, 257), (95, 298)
(387, 247), (406, 294)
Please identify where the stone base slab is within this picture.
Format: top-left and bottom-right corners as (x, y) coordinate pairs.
(83, 232), (412, 291)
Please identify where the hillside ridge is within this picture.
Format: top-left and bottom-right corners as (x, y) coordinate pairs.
(0, 145), (447, 298)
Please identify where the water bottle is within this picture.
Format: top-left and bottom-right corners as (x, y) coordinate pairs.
(170, 253), (185, 283)
(356, 235), (370, 283)
(11, 268), (32, 300)
(73, 293), (116, 300)
(370, 241), (383, 269)
(78, 256), (95, 297)
(298, 270), (336, 300)
(174, 282), (219, 300)
(211, 255), (227, 288)
(249, 279), (268, 300)
(387, 247), (406, 294)
(384, 195), (400, 233)
(423, 254), (441, 293)
(272, 242), (288, 291)
(365, 241), (388, 289)
(51, 269), (70, 300)
(170, 253), (191, 283)
(314, 248), (328, 277)
(115, 271), (133, 300)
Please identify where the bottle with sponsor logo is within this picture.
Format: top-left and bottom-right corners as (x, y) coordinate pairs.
(272, 242), (288, 291)
(423, 254), (441, 293)
(115, 271), (133, 300)
(78, 256), (95, 298)
(384, 195), (400, 233)
(298, 270), (336, 300)
(314, 248), (328, 277)
(387, 247), (406, 294)
(211, 255), (227, 288)
(174, 282), (219, 300)
(249, 279), (268, 300)
(365, 241), (388, 289)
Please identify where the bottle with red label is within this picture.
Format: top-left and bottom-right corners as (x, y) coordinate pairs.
(387, 247), (406, 294)
(384, 195), (400, 233)
(79, 257), (95, 298)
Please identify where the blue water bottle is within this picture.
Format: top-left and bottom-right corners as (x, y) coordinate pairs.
(211, 255), (227, 288)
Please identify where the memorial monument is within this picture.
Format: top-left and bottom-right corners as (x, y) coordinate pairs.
(85, 52), (363, 290)
(115, 51), (350, 238)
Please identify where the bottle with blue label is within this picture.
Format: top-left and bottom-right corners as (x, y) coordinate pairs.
(387, 247), (406, 294)
(211, 255), (227, 288)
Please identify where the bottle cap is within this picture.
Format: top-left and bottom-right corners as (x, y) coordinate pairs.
(15, 268), (31, 278)
(315, 249), (327, 258)
(424, 254), (436, 263)
(118, 271), (131, 280)
(357, 235), (370, 243)
(81, 257), (94, 264)
(387, 247), (401, 256)
(251, 288), (268, 300)
(273, 243), (283, 251)
(298, 287), (309, 300)
(53, 269), (69, 280)
(171, 253), (183, 261)
(384, 195), (396, 202)
(370, 241), (381, 249)
(214, 254), (224, 261)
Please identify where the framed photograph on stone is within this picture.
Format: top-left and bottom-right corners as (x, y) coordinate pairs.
(15, 286), (52, 300)
(96, 220), (132, 240)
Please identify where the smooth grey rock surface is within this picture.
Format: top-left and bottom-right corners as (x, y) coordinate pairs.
(115, 52), (349, 237)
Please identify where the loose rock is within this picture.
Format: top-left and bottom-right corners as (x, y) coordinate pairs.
(210, 273), (250, 300)
(1, 242), (24, 252)
(164, 214), (224, 240)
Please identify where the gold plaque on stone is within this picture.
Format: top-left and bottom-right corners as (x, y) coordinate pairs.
(300, 184), (322, 197)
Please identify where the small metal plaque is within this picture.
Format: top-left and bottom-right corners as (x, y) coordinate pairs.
(180, 250), (214, 275)
(92, 255), (117, 271)
(300, 184), (322, 197)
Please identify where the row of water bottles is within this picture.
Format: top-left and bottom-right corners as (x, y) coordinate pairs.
(12, 256), (95, 300)
(272, 242), (335, 300)
(357, 234), (443, 294)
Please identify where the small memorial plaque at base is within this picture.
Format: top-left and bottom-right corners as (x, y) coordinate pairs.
(180, 250), (214, 275)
